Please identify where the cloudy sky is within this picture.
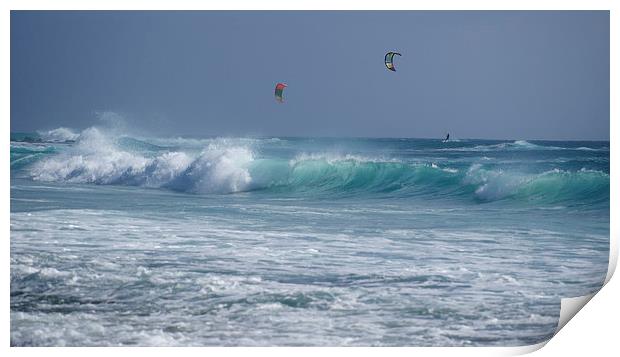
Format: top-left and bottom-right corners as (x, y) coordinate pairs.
(11, 11), (609, 140)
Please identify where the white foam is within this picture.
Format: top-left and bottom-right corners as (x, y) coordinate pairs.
(30, 127), (257, 193)
(190, 144), (254, 193)
(289, 153), (399, 166)
(464, 164), (530, 201)
(37, 127), (79, 142)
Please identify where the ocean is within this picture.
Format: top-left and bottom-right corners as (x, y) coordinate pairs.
(10, 127), (610, 346)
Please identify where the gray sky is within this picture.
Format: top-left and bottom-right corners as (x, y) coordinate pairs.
(11, 11), (609, 140)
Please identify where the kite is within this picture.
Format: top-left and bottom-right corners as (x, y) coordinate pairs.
(384, 52), (402, 72)
(275, 83), (287, 103)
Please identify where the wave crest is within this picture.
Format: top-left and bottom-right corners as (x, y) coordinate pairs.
(25, 129), (609, 203)
(37, 127), (79, 143)
(30, 128), (256, 194)
(464, 164), (609, 203)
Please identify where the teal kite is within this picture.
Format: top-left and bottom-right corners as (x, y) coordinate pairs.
(384, 52), (402, 72)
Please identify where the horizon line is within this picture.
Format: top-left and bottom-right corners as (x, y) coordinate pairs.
(9, 130), (610, 142)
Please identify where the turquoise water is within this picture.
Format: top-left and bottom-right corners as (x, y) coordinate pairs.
(10, 128), (609, 346)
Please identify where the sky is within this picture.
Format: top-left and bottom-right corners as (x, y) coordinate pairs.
(11, 11), (609, 140)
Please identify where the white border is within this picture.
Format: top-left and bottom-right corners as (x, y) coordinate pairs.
(3, 1), (616, 356)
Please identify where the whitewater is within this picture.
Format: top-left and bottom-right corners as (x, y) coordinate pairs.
(10, 127), (610, 346)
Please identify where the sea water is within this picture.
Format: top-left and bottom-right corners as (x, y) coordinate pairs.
(10, 127), (610, 346)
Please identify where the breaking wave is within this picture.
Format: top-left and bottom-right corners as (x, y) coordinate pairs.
(9, 128), (608, 204)
(37, 127), (80, 143)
